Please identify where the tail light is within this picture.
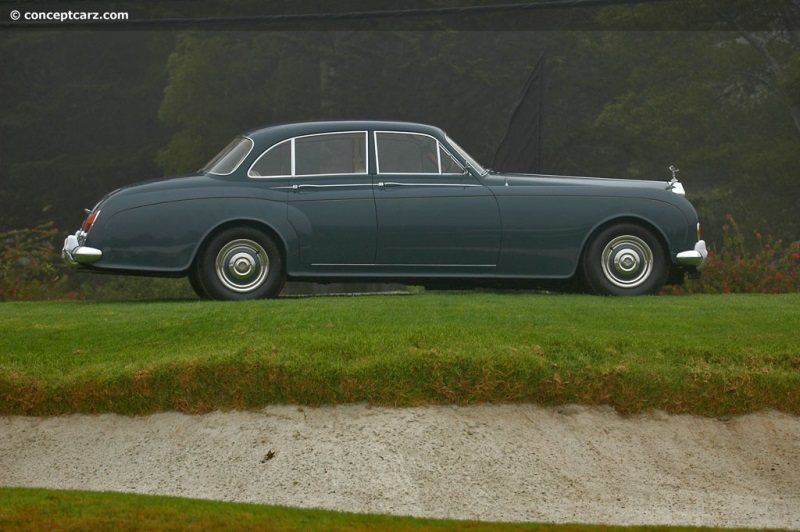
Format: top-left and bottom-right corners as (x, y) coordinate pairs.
(82, 209), (100, 233)
(697, 222), (702, 241)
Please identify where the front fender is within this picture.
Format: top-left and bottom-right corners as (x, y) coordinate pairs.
(495, 195), (691, 277)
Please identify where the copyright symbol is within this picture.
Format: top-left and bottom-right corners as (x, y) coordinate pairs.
(10, 10), (21, 20)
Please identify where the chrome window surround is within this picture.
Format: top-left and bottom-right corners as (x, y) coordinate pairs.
(248, 139), (292, 178)
(248, 131), (369, 179)
(445, 134), (487, 176)
(374, 131), (464, 175)
(205, 137), (255, 176)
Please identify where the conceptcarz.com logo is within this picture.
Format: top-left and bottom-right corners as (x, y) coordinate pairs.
(9, 9), (130, 22)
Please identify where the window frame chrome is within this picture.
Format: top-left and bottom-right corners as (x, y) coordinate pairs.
(374, 131), (465, 176)
(248, 131), (369, 179)
(204, 137), (255, 176)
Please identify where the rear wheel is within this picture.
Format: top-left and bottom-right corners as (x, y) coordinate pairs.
(582, 223), (668, 296)
(193, 227), (285, 301)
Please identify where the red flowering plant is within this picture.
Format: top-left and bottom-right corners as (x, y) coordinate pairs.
(0, 223), (72, 301)
(667, 215), (800, 294)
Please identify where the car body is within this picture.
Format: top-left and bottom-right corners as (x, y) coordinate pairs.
(63, 120), (707, 299)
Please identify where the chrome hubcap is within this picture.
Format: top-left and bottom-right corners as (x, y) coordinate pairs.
(215, 239), (269, 293)
(230, 252), (255, 279)
(600, 235), (653, 288)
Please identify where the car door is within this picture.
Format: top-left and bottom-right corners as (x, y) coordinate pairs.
(280, 131), (377, 265)
(373, 131), (501, 268)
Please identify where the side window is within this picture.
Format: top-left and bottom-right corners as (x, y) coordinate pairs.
(376, 132), (463, 174)
(440, 144), (465, 174)
(376, 132), (439, 174)
(249, 139), (291, 177)
(295, 132), (367, 176)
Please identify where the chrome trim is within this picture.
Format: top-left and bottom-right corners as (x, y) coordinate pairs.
(250, 131), (369, 179)
(374, 131), (465, 175)
(378, 182), (481, 188)
(311, 263), (495, 267)
(294, 131), (368, 176)
(205, 137), (255, 176)
(446, 134), (488, 176)
(666, 166), (686, 195)
(669, 165), (679, 180)
(247, 138), (291, 179)
(600, 235), (654, 289)
(215, 238), (269, 293)
(273, 183), (372, 191)
(296, 183), (373, 189)
(62, 231), (102, 266)
(274, 182), (480, 191)
(676, 240), (708, 269)
(666, 179), (685, 196)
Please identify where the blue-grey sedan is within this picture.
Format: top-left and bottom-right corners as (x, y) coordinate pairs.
(62, 120), (707, 299)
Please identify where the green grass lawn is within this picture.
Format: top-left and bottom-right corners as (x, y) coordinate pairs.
(0, 487), (770, 532)
(1, 293), (798, 417)
(2, 293), (798, 531)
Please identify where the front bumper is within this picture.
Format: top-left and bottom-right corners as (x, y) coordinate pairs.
(62, 230), (102, 266)
(676, 240), (707, 270)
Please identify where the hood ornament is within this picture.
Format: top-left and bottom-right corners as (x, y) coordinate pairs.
(666, 165), (685, 195)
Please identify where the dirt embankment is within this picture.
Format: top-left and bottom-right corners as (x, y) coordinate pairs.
(2, 404), (799, 529)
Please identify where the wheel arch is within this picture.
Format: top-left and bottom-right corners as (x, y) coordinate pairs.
(579, 215), (670, 266)
(191, 218), (288, 271)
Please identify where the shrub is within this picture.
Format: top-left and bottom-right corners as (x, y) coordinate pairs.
(0, 223), (74, 302)
(668, 215), (800, 294)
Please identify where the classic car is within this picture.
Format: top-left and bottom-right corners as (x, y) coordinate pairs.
(62, 120), (707, 299)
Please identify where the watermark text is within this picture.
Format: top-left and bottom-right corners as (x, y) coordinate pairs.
(9, 10), (130, 23)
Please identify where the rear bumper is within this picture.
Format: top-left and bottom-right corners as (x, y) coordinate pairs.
(62, 231), (102, 266)
(676, 240), (707, 270)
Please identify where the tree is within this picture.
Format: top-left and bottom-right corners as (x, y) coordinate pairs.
(155, 30), (551, 172)
(157, 32), (333, 174)
(0, 32), (172, 232)
(587, 1), (800, 245)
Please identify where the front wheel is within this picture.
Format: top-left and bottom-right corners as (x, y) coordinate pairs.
(582, 224), (669, 296)
(193, 227), (285, 301)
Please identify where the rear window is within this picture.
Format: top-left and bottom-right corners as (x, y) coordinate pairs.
(203, 137), (254, 175)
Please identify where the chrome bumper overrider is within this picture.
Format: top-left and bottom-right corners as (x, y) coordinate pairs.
(62, 231), (102, 266)
(676, 240), (707, 270)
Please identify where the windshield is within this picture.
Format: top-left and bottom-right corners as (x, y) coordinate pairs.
(203, 137), (254, 175)
(445, 135), (488, 176)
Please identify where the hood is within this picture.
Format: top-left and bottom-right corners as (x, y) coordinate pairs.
(485, 171), (680, 195)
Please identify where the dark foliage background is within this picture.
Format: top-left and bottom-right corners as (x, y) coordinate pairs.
(1, 0), (798, 258)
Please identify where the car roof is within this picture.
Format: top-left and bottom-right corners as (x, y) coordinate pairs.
(244, 120), (447, 145)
